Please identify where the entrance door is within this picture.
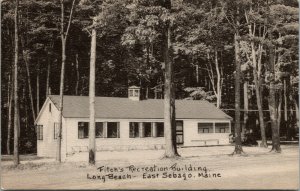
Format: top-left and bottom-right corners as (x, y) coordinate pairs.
(176, 121), (184, 144)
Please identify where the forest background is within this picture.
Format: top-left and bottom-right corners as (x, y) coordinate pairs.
(1, 0), (299, 155)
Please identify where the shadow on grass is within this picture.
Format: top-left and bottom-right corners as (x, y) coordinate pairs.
(1, 154), (43, 161)
(1, 162), (55, 171)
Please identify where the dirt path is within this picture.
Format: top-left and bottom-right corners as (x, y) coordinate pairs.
(1, 145), (299, 189)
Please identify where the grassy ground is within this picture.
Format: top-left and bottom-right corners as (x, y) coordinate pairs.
(1, 145), (299, 190)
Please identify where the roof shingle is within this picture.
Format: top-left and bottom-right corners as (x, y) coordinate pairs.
(48, 95), (232, 120)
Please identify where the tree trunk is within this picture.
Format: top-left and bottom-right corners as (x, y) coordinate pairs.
(277, 90), (282, 128)
(251, 41), (267, 148)
(146, 86), (149, 99)
(56, 0), (65, 162)
(89, 20), (96, 165)
(13, 0), (20, 166)
(57, 0), (75, 162)
(283, 78), (291, 140)
(163, 13), (179, 158)
(7, 74), (13, 155)
(46, 53), (51, 97)
(206, 51), (222, 107)
(24, 86), (28, 133)
(22, 47), (36, 122)
(243, 81), (249, 130)
(245, 13), (267, 148)
(268, 44), (281, 152)
(215, 50), (221, 108)
(17, 99), (21, 139)
(233, 33), (243, 154)
(283, 79), (288, 122)
(195, 65), (199, 85)
(75, 53), (79, 95)
(36, 59), (40, 114)
(294, 99), (299, 128)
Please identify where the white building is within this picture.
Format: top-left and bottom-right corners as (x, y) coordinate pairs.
(35, 86), (232, 161)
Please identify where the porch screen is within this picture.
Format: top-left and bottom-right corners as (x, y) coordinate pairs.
(157, 122), (164, 137)
(36, 125), (43, 140)
(78, 122), (89, 139)
(96, 122), (104, 138)
(107, 122), (120, 138)
(215, 123), (229, 133)
(198, 123), (213, 133)
(129, 122), (139, 138)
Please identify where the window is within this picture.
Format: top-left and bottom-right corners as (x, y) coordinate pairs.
(129, 122), (139, 138)
(129, 90), (133, 97)
(78, 122), (89, 139)
(157, 122), (164, 137)
(176, 121), (183, 131)
(129, 122), (165, 138)
(49, 103), (51, 112)
(36, 125), (43, 140)
(202, 128), (209, 133)
(144, 122), (152, 137)
(54, 123), (59, 139)
(134, 90), (139, 97)
(107, 122), (119, 138)
(176, 121), (184, 144)
(78, 122), (120, 139)
(96, 122), (104, 138)
(215, 123), (229, 133)
(198, 123), (213, 133)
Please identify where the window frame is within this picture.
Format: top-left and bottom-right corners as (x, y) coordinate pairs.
(156, 122), (164, 137)
(219, 128), (225, 133)
(95, 122), (104, 138)
(78, 122), (89, 139)
(129, 122), (139, 138)
(54, 123), (59, 139)
(144, 122), (152, 137)
(134, 89), (139, 97)
(215, 122), (230, 133)
(129, 90), (133, 97)
(36, 125), (43, 140)
(107, 122), (120, 138)
(198, 122), (213, 134)
(202, 128), (209, 133)
(77, 121), (121, 139)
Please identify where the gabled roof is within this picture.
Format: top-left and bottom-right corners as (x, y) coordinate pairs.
(48, 95), (232, 120)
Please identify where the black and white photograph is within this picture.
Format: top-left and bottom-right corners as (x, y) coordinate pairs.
(1, 0), (299, 190)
